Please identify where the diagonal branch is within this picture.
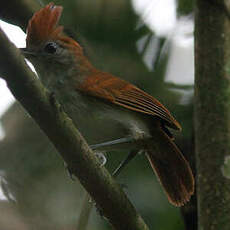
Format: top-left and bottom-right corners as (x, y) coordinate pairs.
(0, 27), (149, 230)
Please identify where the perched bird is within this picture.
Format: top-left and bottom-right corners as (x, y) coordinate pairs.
(21, 2), (194, 206)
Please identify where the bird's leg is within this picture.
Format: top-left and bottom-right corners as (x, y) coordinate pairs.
(90, 137), (135, 150)
(90, 137), (145, 178)
(67, 136), (146, 180)
(112, 149), (139, 178)
(89, 142), (141, 217)
(93, 150), (140, 217)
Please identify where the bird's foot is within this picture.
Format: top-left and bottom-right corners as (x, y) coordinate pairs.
(95, 151), (107, 166)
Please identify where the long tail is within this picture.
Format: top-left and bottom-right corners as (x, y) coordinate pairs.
(145, 128), (194, 206)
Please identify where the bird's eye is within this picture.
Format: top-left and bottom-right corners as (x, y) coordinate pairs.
(44, 42), (59, 54)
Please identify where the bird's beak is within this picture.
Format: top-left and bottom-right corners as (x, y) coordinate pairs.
(20, 48), (36, 58)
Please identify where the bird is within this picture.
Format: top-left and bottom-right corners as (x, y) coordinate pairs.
(21, 2), (194, 207)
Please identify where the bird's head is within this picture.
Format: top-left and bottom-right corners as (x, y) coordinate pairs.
(21, 2), (92, 80)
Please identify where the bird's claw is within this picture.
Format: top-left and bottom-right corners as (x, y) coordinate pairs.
(95, 151), (107, 166)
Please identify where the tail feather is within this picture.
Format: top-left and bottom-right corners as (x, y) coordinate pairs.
(146, 128), (194, 206)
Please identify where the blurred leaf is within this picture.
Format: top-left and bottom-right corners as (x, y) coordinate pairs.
(177, 0), (195, 15)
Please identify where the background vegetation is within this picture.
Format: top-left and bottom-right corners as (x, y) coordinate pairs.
(0, 0), (196, 229)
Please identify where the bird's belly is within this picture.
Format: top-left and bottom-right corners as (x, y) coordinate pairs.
(55, 89), (152, 150)
(57, 93), (129, 143)
(72, 111), (129, 146)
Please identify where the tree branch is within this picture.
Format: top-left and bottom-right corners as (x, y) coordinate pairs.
(195, 0), (230, 229)
(0, 27), (149, 230)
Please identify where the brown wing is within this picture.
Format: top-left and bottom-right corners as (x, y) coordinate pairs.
(78, 72), (181, 130)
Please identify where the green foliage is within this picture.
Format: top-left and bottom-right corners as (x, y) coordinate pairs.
(177, 0), (195, 15)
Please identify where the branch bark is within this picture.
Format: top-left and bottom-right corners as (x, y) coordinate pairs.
(195, 1), (230, 229)
(0, 27), (149, 230)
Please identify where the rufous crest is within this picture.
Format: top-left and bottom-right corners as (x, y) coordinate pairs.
(26, 2), (63, 47)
